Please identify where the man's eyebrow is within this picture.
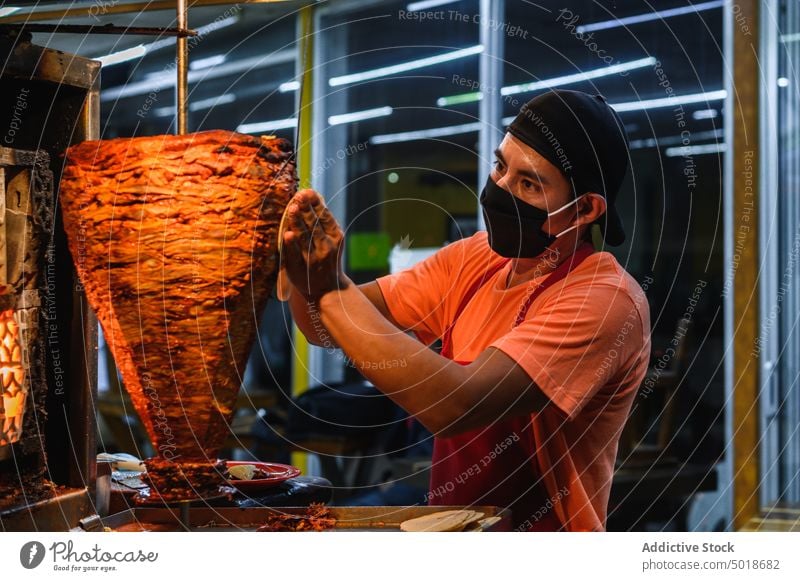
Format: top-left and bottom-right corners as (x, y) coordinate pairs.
(493, 148), (551, 187)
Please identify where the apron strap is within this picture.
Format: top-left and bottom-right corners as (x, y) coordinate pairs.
(440, 259), (508, 359)
(512, 242), (595, 327)
(441, 243), (595, 359)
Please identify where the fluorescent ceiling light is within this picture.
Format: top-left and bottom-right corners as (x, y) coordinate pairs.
(665, 142), (726, 157)
(436, 57), (656, 107)
(629, 129), (723, 150)
(237, 118), (298, 134)
(610, 89), (727, 113)
(190, 55), (226, 70)
(407, 0), (460, 10)
(102, 49), (294, 101)
(437, 92), (484, 107)
(97, 45), (147, 67)
(372, 91), (727, 146)
(190, 93), (236, 110)
(692, 108), (719, 120)
(371, 122), (480, 145)
(92, 14), (240, 62)
(279, 80), (300, 92)
(0, 7), (20, 17)
(777, 77), (790, 87)
(153, 93), (237, 117)
(329, 44), (483, 87)
(142, 15), (240, 55)
(503, 57), (656, 96)
(329, 106), (393, 126)
(576, 0), (724, 34)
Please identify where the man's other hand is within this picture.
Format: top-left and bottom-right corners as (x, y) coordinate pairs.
(282, 189), (349, 301)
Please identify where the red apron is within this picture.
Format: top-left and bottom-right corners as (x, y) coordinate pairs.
(429, 243), (594, 531)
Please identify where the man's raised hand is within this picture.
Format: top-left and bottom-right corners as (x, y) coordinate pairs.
(281, 189), (349, 301)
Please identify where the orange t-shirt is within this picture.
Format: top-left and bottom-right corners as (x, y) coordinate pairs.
(376, 232), (651, 531)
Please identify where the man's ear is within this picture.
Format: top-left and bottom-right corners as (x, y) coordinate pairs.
(576, 192), (606, 226)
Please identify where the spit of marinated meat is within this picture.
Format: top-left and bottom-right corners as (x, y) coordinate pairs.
(60, 131), (296, 484)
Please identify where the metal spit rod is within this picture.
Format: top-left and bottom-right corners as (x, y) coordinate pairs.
(176, 0), (189, 135)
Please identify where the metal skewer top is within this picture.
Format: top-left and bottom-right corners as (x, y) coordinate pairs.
(176, 0), (189, 135)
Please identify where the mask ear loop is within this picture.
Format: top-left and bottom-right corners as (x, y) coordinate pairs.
(549, 191), (585, 239)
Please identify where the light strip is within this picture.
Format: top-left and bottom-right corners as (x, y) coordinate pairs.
(237, 118), (298, 134)
(629, 129), (723, 150)
(279, 80), (301, 92)
(189, 93), (236, 111)
(373, 91), (727, 146)
(141, 15), (240, 55)
(610, 89), (727, 112)
(370, 122), (481, 145)
(329, 106), (393, 126)
(329, 44), (483, 87)
(0, 7), (20, 18)
(502, 57), (656, 97)
(97, 45), (147, 67)
(436, 57), (656, 107)
(692, 108), (719, 120)
(190, 55), (226, 70)
(102, 49), (294, 101)
(153, 93), (237, 117)
(665, 142), (727, 157)
(407, 0), (460, 11)
(575, 0), (724, 34)
(782, 33), (800, 43)
(91, 14), (240, 64)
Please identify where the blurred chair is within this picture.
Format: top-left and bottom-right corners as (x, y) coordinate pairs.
(617, 317), (691, 465)
(610, 318), (718, 530)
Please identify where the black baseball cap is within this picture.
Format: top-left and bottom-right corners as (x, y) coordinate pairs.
(507, 89), (629, 246)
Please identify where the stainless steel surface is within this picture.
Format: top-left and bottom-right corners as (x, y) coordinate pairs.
(1, 35), (99, 89)
(1, 488), (93, 531)
(96, 462), (112, 517)
(68, 46), (101, 492)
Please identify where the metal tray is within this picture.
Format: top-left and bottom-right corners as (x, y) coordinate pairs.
(98, 505), (512, 532)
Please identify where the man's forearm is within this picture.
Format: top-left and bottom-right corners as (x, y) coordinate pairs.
(317, 282), (483, 435)
(288, 289), (338, 348)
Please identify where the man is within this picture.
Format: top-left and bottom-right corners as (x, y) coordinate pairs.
(282, 89), (651, 531)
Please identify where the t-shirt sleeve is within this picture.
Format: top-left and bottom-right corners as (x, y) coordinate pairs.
(491, 283), (645, 420)
(375, 238), (471, 345)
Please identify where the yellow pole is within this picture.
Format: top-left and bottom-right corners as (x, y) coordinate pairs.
(290, 5), (315, 473)
(730, 0), (761, 530)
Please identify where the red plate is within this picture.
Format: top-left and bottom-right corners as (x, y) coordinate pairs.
(225, 461), (301, 493)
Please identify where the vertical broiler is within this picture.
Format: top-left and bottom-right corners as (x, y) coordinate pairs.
(0, 30), (100, 531)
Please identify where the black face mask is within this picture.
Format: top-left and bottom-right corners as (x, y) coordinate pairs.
(480, 177), (581, 258)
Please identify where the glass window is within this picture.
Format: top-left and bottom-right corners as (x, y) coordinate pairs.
(317, 0), (482, 286)
(769, 0), (800, 504)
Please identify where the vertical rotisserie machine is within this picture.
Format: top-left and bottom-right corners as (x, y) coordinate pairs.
(0, 30), (99, 531)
